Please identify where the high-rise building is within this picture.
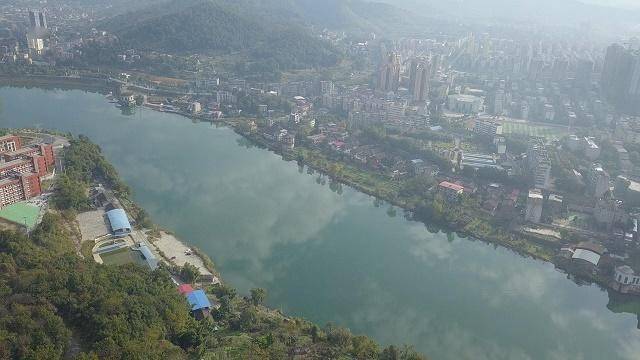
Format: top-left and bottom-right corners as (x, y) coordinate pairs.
(38, 11), (47, 29)
(377, 52), (401, 93)
(587, 164), (610, 198)
(385, 101), (406, 123)
(552, 57), (569, 82)
(411, 62), (430, 102)
(28, 10), (47, 29)
(601, 44), (640, 114)
(28, 10), (37, 28)
(493, 89), (505, 115)
(527, 138), (552, 190)
(575, 57), (594, 90)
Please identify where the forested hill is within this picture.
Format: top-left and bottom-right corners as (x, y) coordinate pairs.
(103, 0), (342, 71)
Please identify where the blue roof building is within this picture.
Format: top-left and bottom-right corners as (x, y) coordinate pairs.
(185, 289), (212, 320)
(106, 208), (132, 237)
(186, 289), (212, 311)
(133, 243), (159, 270)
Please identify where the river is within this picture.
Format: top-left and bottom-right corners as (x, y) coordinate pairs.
(1, 86), (639, 360)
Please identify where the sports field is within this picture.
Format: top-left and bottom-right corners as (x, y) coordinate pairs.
(0, 203), (40, 229)
(100, 247), (148, 267)
(502, 121), (568, 140)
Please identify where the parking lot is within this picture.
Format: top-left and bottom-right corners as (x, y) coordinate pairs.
(76, 210), (109, 242)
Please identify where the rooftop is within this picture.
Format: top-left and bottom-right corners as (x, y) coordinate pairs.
(528, 189), (543, 199)
(106, 208), (131, 232)
(571, 248), (601, 267)
(439, 181), (464, 192)
(186, 289), (212, 311)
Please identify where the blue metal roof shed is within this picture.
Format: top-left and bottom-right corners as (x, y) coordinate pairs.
(136, 243), (159, 270)
(186, 290), (212, 311)
(106, 208), (132, 237)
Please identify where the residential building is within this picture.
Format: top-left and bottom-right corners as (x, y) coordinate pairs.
(587, 164), (610, 198)
(494, 136), (507, 155)
(583, 137), (601, 160)
(377, 52), (401, 93)
(447, 94), (483, 114)
(527, 139), (552, 190)
(385, 101), (406, 123)
(613, 266), (640, 294)
(0, 173), (41, 208)
(601, 44), (640, 114)
(189, 102), (202, 114)
(411, 62), (430, 102)
(525, 188), (543, 223)
(493, 89), (505, 115)
(594, 197), (626, 229)
(438, 181), (464, 203)
(474, 119), (503, 137)
(0, 135), (21, 153)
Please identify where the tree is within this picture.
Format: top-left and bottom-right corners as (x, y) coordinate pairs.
(52, 174), (90, 211)
(238, 307), (257, 331)
(211, 283), (236, 299)
(250, 288), (267, 306)
(180, 263), (199, 283)
(351, 335), (379, 359)
(326, 325), (352, 348)
(381, 345), (400, 360)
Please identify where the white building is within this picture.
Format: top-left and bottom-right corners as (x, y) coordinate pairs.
(189, 102), (202, 114)
(26, 32), (44, 54)
(583, 137), (601, 160)
(447, 94), (483, 114)
(614, 266), (640, 294)
(494, 136), (507, 155)
(525, 188), (544, 223)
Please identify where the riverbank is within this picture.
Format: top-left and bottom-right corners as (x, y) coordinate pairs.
(0, 78), (623, 296)
(0, 75), (112, 92)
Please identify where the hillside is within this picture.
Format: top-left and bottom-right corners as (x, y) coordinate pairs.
(280, 0), (434, 35)
(102, 0), (433, 64)
(104, 0), (341, 72)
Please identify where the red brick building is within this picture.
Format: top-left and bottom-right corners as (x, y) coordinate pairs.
(2, 143), (55, 171)
(0, 134), (55, 209)
(0, 173), (42, 208)
(0, 135), (21, 154)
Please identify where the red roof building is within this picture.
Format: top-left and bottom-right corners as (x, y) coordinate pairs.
(178, 284), (194, 295)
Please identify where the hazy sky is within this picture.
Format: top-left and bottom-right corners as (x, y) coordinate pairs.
(582, 0), (640, 8)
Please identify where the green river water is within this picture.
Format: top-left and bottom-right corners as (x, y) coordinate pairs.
(1, 86), (639, 359)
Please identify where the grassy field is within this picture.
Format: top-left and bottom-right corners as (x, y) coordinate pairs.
(100, 247), (147, 267)
(502, 121), (568, 140)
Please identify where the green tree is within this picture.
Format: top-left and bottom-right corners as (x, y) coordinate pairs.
(180, 263), (200, 283)
(351, 335), (379, 359)
(250, 287), (267, 306)
(238, 307), (257, 331)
